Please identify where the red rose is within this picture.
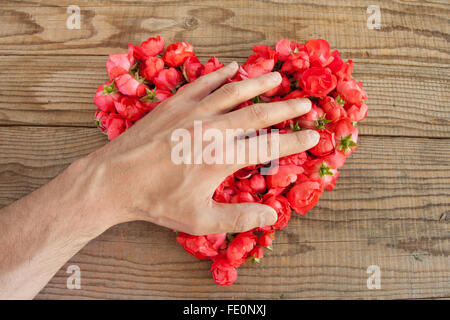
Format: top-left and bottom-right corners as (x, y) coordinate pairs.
(176, 232), (225, 260)
(182, 56), (203, 82)
(141, 56), (164, 81)
(275, 39), (303, 61)
(281, 50), (310, 74)
(243, 45), (277, 78)
(336, 78), (368, 105)
(257, 230), (274, 247)
(93, 81), (121, 113)
(226, 232), (257, 267)
(319, 96), (346, 122)
(308, 129), (335, 157)
(249, 246), (263, 261)
(202, 57), (224, 75)
(332, 119), (359, 156)
(153, 67), (183, 92)
(140, 88), (172, 112)
(105, 114), (131, 140)
(304, 159), (340, 191)
(305, 39), (334, 67)
(106, 44), (135, 79)
(287, 180), (323, 214)
(279, 152), (308, 166)
(211, 255), (238, 286)
(114, 96), (145, 121)
(264, 195), (291, 230)
(231, 192), (259, 203)
(297, 104), (326, 129)
(131, 36), (165, 61)
(322, 151), (347, 169)
(300, 67), (337, 97)
(345, 102), (368, 122)
(162, 41), (195, 67)
(266, 165), (304, 188)
(115, 73), (147, 97)
(94, 109), (109, 131)
(327, 50), (353, 81)
(236, 174), (266, 193)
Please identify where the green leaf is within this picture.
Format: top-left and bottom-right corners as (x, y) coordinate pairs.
(141, 88), (159, 103)
(290, 121), (301, 131)
(319, 162), (333, 178)
(252, 95), (261, 104)
(338, 133), (359, 151)
(335, 94), (346, 106)
(266, 245), (273, 251)
(103, 80), (117, 95)
(314, 114), (332, 129)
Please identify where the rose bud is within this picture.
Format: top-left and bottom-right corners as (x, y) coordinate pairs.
(345, 103), (368, 122)
(141, 56), (164, 81)
(131, 35), (165, 61)
(287, 180), (323, 215)
(305, 39), (334, 67)
(93, 81), (121, 113)
(106, 44), (135, 79)
(114, 96), (146, 121)
(264, 195), (291, 230)
(300, 67), (337, 97)
(211, 255), (238, 286)
(327, 50), (353, 81)
(182, 56), (203, 82)
(332, 119), (359, 156)
(242, 45), (277, 78)
(304, 159), (340, 191)
(162, 41), (195, 67)
(266, 165), (304, 189)
(153, 67), (183, 92)
(257, 230), (275, 247)
(115, 73), (147, 97)
(202, 57), (224, 75)
(308, 129), (335, 157)
(249, 246), (263, 263)
(105, 114), (131, 141)
(319, 96), (346, 123)
(336, 78), (368, 105)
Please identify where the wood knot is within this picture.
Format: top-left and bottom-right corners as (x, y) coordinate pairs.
(183, 17), (199, 30)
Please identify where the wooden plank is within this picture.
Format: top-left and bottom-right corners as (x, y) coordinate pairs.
(0, 0), (449, 66)
(0, 126), (448, 299)
(0, 55), (449, 137)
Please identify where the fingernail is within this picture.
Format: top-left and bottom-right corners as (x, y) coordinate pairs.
(269, 71), (282, 82)
(227, 61), (238, 71)
(305, 130), (320, 143)
(263, 209), (277, 226)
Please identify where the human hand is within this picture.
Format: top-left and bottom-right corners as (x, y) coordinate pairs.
(81, 61), (319, 235)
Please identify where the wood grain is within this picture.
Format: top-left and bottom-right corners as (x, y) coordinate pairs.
(0, 126), (448, 299)
(0, 0), (449, 299)
(0, 55), (449, 137)
(1, 0), (449, 64)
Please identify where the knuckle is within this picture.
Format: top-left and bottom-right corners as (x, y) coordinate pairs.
(221, 83), (240, 98)
(250, 104), (269, 122)
(232, 212), (251, 232)
(294, 131), (308, 147)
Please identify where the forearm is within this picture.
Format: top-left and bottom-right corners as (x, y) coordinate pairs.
(0, 156), (113, 299)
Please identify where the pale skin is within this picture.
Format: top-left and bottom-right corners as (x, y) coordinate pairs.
(0, 62), (319, 299)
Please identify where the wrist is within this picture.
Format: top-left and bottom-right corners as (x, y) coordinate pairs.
(56, 154), (121, 239)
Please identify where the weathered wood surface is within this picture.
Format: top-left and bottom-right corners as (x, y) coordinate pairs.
(0, 0), (448, 299)
(0, 128), (449, 299)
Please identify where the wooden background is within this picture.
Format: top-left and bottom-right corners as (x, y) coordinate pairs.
(0, 0), (449, 299)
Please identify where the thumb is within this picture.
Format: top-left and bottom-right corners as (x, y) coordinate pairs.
(207, 201), (277, 233)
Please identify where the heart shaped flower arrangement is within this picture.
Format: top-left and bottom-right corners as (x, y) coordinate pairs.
(94, 36), (368, 286)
